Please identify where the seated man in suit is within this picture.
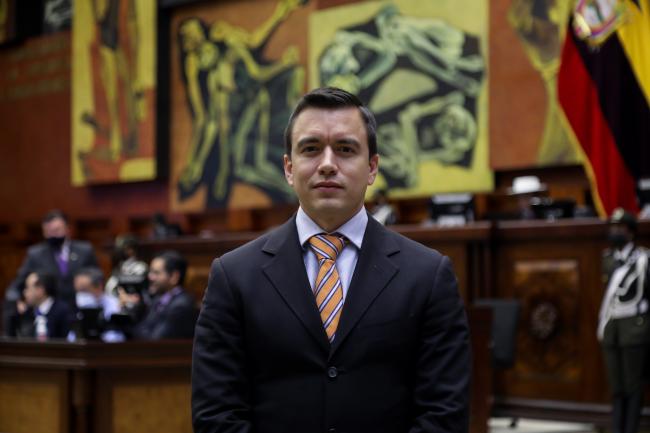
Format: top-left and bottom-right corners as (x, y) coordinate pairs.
(3, 210), (98, 334)
(192, 87), (471, 433)
(6, 270), (73, 339)
(133, 250), (198, 340)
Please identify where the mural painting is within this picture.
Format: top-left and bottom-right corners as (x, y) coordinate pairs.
(508, 0), (579, 165)
(311, 0), (492, 198)
(72, 0), (157, 185)
(171, 0), (309, 210)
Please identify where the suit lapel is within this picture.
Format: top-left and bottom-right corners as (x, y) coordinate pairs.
(67, 242), (81, 274)
(330, 217), (399, 357)
(262, 218), (330, 353)
(41, 245), (62, 276)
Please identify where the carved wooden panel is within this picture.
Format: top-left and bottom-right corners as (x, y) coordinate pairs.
(512, 260), (580, 383)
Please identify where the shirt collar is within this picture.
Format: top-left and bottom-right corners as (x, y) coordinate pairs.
(296, 206), (368, 250)
(58, 239), (70, 259)
(37, 297), (54, 315)
(156, 286), (182, 310)
(615, 242), (634, 261)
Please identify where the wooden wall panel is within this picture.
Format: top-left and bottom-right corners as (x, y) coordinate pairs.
(0, 32), (169, 225)
(110, 373), (192, 433)
(0, 369), (69, 433)
(510, 259), (582, 397)
(494, 221), (611, 405)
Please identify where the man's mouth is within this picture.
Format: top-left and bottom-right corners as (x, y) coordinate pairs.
(313, 181), (343, 190)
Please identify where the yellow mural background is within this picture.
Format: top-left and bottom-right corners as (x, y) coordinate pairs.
(310, 0), (492, 198)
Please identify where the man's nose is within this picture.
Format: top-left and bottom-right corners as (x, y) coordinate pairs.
(318, 146), (337, 175)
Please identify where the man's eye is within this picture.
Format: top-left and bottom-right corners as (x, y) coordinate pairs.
(302, 146), (319, 153)
(338, 145), (355, 153)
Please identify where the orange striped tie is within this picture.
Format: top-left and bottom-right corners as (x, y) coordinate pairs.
(308, 233), (347, 342)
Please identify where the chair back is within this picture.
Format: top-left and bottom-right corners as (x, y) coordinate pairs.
(474, 298), (520, 369)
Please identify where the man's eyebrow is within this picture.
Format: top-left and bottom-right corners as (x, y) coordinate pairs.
(296, 136), (361, 148)
(296, 136), (321, 147)
(336, 137), (361, 147)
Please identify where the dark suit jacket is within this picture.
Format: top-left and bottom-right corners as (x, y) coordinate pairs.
(5, 240), (98, 307)
(192, 215), (471, 433)
(7, 299), (73, 339)
(133, 289), (198, 340)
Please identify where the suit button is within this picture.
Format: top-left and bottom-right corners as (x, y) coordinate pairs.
(327, 366), (338, 379)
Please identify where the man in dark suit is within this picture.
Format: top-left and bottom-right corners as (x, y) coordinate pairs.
(3, 210), (98, 334)
(132, 250), (198, 339)
(192, 87), (471, 433)
(6, 270), (73, 339)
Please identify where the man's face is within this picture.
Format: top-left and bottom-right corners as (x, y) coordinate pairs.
(284, 107), (379, 231)
(148, 257), (176, 295)
(74, 274), (101, 297)
(608, 224), (633, 248)
(42, 217), (68, 239)
(23, 273), (46, 307)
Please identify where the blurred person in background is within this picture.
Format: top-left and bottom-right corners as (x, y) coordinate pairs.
(369, 188), (397, 225)
(71, 267), (124, 342)
(598, 208), (650, 433)
(3, 210), (98, 333)
(132, 250), (197, 339)
(6, 270), (73, 339)
(105, 234), (148, 297)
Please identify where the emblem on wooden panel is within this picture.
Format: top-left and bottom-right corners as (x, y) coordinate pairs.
(513, 259), (580, 382)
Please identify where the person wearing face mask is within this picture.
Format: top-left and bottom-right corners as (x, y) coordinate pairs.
(598, 208), (650, 433)
(70, 267), (124, 342)
(3, 210), (98, 335)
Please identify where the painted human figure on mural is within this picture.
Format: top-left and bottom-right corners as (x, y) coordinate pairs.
(177, 0), (305, 207)
(321, 4), (483, 96)
(0, 0), (8, 42)
(319, 4), (484, 189)
(82, 0), (144, 162)
(508, 0), (578, 165)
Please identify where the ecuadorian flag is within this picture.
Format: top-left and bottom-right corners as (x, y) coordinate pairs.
(558, 0), (650, 216)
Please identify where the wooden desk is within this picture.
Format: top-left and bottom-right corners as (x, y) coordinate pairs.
(0, 339), (193, 433)
(0, 308), (491, 433)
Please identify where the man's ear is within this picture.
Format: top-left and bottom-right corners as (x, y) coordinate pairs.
(368, 153), (379, 185)
(284, 154), (294, 186)
(170, 270), (181, 286)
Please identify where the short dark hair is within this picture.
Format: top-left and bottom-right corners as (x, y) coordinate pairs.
(42, 209), (68, 225)
(30, 270), (59, 297)
(283, 87), (377, 159)
(75, 267), (105, 288)
(153, 250), (187, 286)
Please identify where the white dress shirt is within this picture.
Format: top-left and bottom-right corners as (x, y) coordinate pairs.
(295, 206), (368, 300)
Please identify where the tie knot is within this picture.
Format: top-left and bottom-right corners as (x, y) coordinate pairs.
(308, 233), (346, 261)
